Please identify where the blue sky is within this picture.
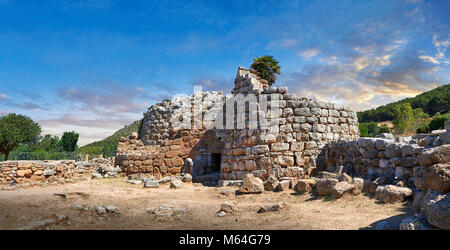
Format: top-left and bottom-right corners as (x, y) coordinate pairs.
(0, 0), (449, 145)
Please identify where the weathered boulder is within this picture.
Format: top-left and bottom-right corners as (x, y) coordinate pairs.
(182, 158), (193, 174)
(277, 180), (290, 191)
(418, 145), (450, 168)
(399, 216), (434, 230)
(320, 171), (339, 180)
(413, 166), (428, 191)
(294, 179), (317, 194)
(220, 202), (237, 213)
(366, 177), (387, 194)
(170, 179), (182, 189)
(105, 205), (117, 213)
(375, 185), (413, 203)
(95, 205), (107, 214)
(257, 202), (284, 213)
(182, 173), (192, 183)
(417, 191), (450, 230)
(424, 163), (450, 193)
(352, 177), (364, 195)
(239, 174), (264, 194)
(376, 133), (394, 139)
(144, 180), (159, 188)
(338, 173), (353, 183)
(263, 175), (278, 191)
(316, 179), (354, 198)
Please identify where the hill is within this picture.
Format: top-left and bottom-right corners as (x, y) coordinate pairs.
(358, 83), (450, 123)
(80, 119), (143, 157)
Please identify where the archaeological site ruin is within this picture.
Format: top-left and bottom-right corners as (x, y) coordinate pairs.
(112, 66), (450, 230)
(115, 67), (359, 182)
(1, 66), (449, 230)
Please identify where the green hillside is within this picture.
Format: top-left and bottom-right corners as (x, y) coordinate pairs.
(80, 119), (143, 157)
(358, 83), (450, 123)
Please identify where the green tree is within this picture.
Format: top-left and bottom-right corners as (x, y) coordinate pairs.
(359, 122), (384, 137)
(359, 124), (369, 137)
(411, 108), (429, 132)
(378, 124), (391, 134)
(250, 55), (281, 85)
(393, 103), (414, 134)
(427, 113), (450, 131)
(0, 113), (41, 161)
(60, 131), (79, 152)
(39, 134), (62, 152)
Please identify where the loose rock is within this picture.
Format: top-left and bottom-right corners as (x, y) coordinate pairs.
(375, 185), (413, 203)
(257, 202), (285, 213)
(239, 174), (264, 194)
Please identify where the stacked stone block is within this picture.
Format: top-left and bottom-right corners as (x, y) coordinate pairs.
(0, 160), (95, 185)
(115, 66), (360, 181)
(322, 134), (443, 186)
(220, 86), (359, 181)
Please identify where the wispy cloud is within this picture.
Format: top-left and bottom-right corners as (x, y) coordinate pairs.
(299, 48), (321, 60)
(0, 93), (9, 100)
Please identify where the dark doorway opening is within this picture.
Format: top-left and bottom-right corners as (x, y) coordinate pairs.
(210, 153), (221, 173)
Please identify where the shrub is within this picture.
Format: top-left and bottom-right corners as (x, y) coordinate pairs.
(427, 113), (450, 131)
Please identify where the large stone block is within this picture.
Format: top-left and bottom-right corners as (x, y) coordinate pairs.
(239, 174), (264, 194)
(316, 179), (354, 198)
(252, 145), (270, 155)
(375, 185), (412, 203)
(418, 145), (450, 168)
(273, 156), (294, 167)
(294, 179), (317, 194)
(424, 163), (450, 193)
(271, 143), (289, 152)
(312, 124), (326, 133)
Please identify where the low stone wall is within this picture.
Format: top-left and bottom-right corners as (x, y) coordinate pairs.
(0, 158), (117, 186)
(322, 134), (442, 186)
(115, 132), (195, 178)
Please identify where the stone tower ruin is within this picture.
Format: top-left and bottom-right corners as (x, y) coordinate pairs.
(115, 66), (360, 183)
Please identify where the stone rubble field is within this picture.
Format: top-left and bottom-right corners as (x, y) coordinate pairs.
(0, 174), (432, 230)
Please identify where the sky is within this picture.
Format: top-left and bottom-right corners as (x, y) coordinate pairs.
(0, 0), (449, 146)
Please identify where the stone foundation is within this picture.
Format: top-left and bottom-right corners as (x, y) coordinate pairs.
(0, 160), (91, 185)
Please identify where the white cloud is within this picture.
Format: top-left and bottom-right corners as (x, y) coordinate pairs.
(299, 48), (321, 60)
(419, 55), (440, 64)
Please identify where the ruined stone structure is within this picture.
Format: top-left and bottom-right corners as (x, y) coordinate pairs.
(322, 134), (442, 186)
(115, 66), (359, 182)
(0, 158), (118, 185)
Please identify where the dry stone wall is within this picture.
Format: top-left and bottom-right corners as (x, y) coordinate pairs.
(115, 66), (359, 181)
(322, 134), (445, 187)
(220, 86), (359, 181)
(0, 160), (92, 185)
(0, 158), (118, 186)
(116, 90), (227, 178)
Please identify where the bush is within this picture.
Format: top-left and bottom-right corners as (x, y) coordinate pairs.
(427, 113), (450, 131)
(359, 122), (385, 137)
(359, 124), (369, 137)
(378, 124), (391, 134)
(416, 126), (428, 134)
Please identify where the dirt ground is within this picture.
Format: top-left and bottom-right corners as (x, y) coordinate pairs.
(0, 177), (415, 230)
